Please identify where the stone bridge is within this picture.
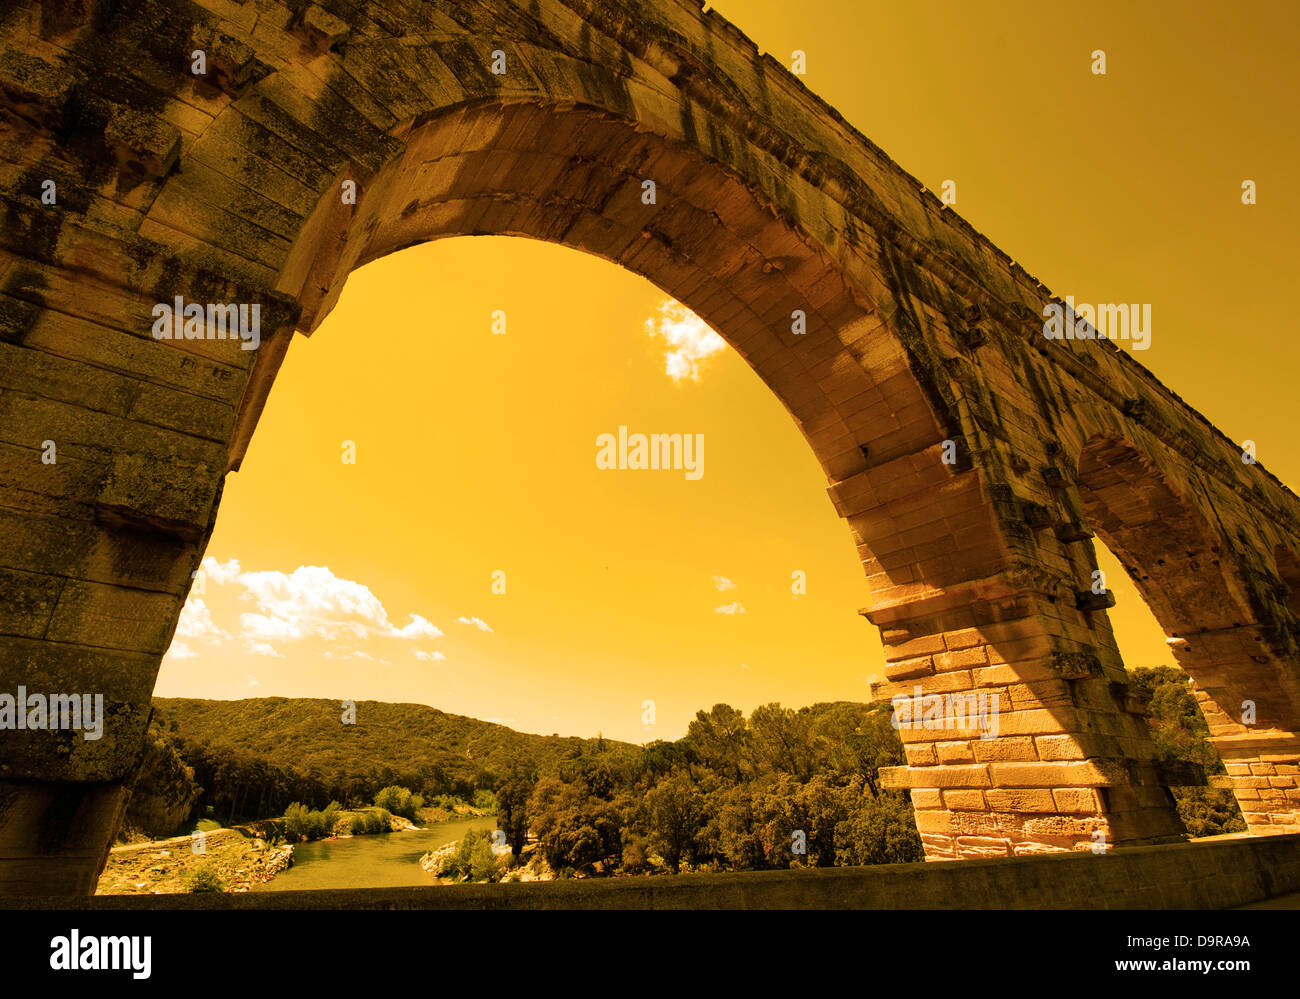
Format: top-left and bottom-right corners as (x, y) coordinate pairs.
(1, 0), (1298, 896)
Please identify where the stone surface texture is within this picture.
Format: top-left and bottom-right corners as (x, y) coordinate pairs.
(1, 0), (1298, 895)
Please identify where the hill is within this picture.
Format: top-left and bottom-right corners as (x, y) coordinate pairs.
(151, 696), (635, 790)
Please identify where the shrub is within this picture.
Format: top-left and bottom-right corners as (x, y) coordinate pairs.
(186, 865), (224, 893)
(284, 801), (344, 841)
(347, 807), (394, 836)
(440, 829), (503, 882)
(373, 786), (425, 822)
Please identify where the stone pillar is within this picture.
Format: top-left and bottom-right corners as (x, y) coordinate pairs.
(1196, 692), (1300, 836)
(0, 780), (130, 895)
(0, 205), (291, 893)
(830, 442), (1188, 859)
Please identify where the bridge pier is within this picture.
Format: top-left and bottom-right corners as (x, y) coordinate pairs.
(0, 780), (128, 896)
(860, 556), (1188, 859)
(1205, 728), (1300, 836)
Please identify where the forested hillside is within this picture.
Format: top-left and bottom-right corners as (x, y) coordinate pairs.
(121, 671), (1244, 858)
(153, 696), (625, 793)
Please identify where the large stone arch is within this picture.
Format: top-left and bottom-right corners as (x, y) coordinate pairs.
(3, 0), (1299, 894)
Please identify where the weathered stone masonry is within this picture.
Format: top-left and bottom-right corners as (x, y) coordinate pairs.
(0, 0), (1297, 894)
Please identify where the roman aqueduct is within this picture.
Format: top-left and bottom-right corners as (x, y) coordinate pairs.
(1, 0), (1298, 895)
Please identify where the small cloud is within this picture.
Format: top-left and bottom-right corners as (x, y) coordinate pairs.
(244, 640), (283, 658)
(645, 299), (726, 382)
(714, 602), (746, 615)
(394, 614), (442, 639)
(712, 575), (736, 592)
(200, 556), (243, 585)
(169, 597), (230, 657)
(342, 650), (390, 664)
(740, 663), (751, 669)
(247, 674), (261, 687)
(415, 650), (447, 663)
(458, 616), (494, 633)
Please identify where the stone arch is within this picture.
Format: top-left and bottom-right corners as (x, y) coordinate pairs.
(1075, 432), (1300, 835)
(9, 0), (1290, 893)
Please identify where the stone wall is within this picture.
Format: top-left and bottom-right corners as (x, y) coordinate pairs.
(22, 833), (1300, 910)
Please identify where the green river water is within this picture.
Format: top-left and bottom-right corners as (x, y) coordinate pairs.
(254, 816), (495, 891)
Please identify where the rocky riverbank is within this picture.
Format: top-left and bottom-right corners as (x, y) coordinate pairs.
(95, 826), (294, 895)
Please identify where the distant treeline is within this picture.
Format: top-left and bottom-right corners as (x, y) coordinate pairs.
(120, 697), (620, 837)
(122, 672), (1244, 854)
(122, 727), (482, 836)
(497, 700), (924, 875)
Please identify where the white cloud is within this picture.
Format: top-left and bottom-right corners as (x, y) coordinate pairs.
(342, 650), (390, 664)
(415, 650), (447, 662)
(165, 560), (445, 664)
(457, 616), (494, 633)
(200, 556), (243, 585)
(712, 575), (736, 592)
(175, 597), (228, 644)
(233, 565), (442, 645)
(393, 614), (442, 639)
(247, 674), (261, 686)
(645, 299), (726, 382)
(244, 640), (284, 658)
(714, 601), (746, 615)
(164, 597), (229, 660)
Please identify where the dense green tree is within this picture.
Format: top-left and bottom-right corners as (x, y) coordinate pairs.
(749, 704), (816, 780)
(834, 782), (925, 865)
(527, 777), (623, 873)
(1127, 666), (1246, 837)
(496, 767), (537, 861)
(686, 704), (751, 782)
(645, 773), (706, 873)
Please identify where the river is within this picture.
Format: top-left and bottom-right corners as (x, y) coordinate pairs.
(254, 816), (495, 891)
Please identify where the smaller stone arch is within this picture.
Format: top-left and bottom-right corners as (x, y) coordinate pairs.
(1076, 433), (1300, 835)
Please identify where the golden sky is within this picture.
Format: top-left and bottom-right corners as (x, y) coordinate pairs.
(153, 0), (1300, 743)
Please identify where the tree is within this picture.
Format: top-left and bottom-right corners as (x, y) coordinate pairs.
(686, 704), (751, 782)
(374, 785), (424, 821)
(834, 782), (924, 866)
(748, 704), (816, 780)
(1128, 666), (1246, 837)
(496, 767), (537, 862)
(527, 777), (623, 873)
(646, 773), (705, 873)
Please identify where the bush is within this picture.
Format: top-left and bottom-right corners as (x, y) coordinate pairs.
(186, 865), (224, 893)
(347, 808), (394, 836)
(440, 830), (503, 882)
(373, 786), (425, 821)
(284, 801), (344, 841)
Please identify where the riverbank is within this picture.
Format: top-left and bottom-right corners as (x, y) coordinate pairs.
(96, 802), (496, 895)
(255, 815), (495, 891)
(96, 826), (294, 895)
